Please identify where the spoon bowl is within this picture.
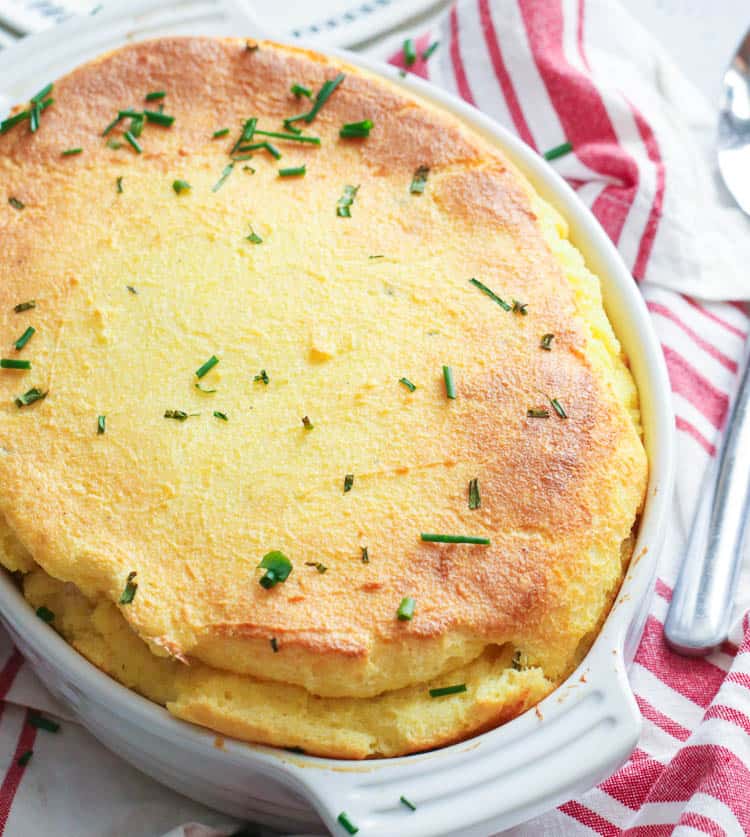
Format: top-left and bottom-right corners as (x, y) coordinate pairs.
(718, 30), (750, 213)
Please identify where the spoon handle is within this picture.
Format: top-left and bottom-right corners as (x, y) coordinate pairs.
(664, 355), (750, 656)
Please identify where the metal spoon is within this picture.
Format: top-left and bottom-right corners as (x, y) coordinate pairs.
(664, 30), (750, 656)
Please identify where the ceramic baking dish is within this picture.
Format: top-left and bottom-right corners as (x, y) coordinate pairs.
(0, 1), (675, 833)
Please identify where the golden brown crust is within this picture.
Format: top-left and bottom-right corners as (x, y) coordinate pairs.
(0, 38), (647, 706)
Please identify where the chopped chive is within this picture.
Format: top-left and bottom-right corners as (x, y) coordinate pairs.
(14, 387), (46, 407)
(543, 141), (573, 161)
(246, 227), (263, 244)
(422, 41), (439, 61)
(231, 117), (257, 153)
(13, 300), (35, 313)
(361, 546), (369, 563)
(172, 179), (191, 194)
(29, 104), (40, 133)
(286, 72), (345, 126)
(336, 184), (359, 217)
(254, 369), (269, 384)
(291, 83), (312, 98)
(263, 141), (281, 159)
(113, 176), (123, 197)
(302, 415), (313, 430)
(195, 355), (219, 378)
(400, 795), (417, 811)
(118, 109), (143, 120)
(403, 38), (417, 66)
(540, 333), (554, 350)
(144, 110), (175, 127)
(337, 812), (358, 835)
(164, 409), (189, 420)
(38, 97), (54, 114)
(397, 596), (415, 621)
(278, 165), (306, 177)
(0, 110), (30, 134)
(119, 571), (137, 604)
(399, 377), (416, 392)
(145, 91), (166, 101)
(107, 139), (124, 150)
(254, 130), (320, 144)
(550, 398), (567, 419)
(102, 115), (123, 137)
(8, 197), (24, 211)
(527, 408), (550, 418)
(243, 165), (256, 174)
(29, 714), (60, 733)
(97, 414), (106, 434)
(123, 131), (142, 153)
(213, 128), (230, 138)
(410, 165), (429, 194)
(31, 83), (53, 105)
(194, 382), (216, 393)
(305, 561), (328, 573)
(36, 606), (54, 623)
(14, 326), (35, 351)
(429, 683), (467, 697)
(126, 285), (137, 294)
(339, 119), (373, 138)
(420, 534), (490, 545)
(270, 637), (279, 652)
(17, 751), (32, 768)
(512, 300), (528, 315)
(469, 277), (511, 311)
(368, 254), (384, 259)
(258, 550), (292, 589)
(442, 365), (456, 399)
(282, 120), (303, 134)
(1, 359), (31, 370)
(212, 163), (234, 192)
(343, 473), (354, 493)
(61, 148), (83, 157)
(213, 411), (228, 421)
(468, 478), (480, 510)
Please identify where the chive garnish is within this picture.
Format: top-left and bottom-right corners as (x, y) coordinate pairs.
(399, 377), (416, 392)
(17, 751), (32, 768)
(29, 714), (59, 733)
(213, 411), (228, 421)
(512, 300), (528, 315)
(14, 387), (46, 407)
(420, 534), (490, 545)
(550, 398), (567, 419)
(97, 415), (106, 434)
(397, 597), (415, 621)
(194, 382), (216, 393)
(442, 365), (456, 399)
(31, 83), (52, 104)
(124, 131), (142, 153)
(14, 326), (35, 351)
(213, 128), (230, 138)
(258, 550), (292, 589)
(164, 410), (189, 420)
(231, 117), (257, 153)
(270, 637), (279, 652)
(543, 141), (573, 161)
(540, 333), (554, 350)
(1, 359), (31, 370)
(263, 141), (281, 160)
(61, 148), (83, 157)
(286, 72), (345, 126)
(0, 110), (30, 134)
(102, 115), (123, 137)
(8, 198), (24, 211)
(344, 473), (354, 493)
(254, 130), (320, 144)
(107, 139), (124, 150)
(305, 561), (327, 573)
(422, 41), (440, 61)
(172, 179), (191, 194)
(278, 165), (306, 177)
(291, 83), (312, 98)
(339, 119), (373, 138)
(527, 408), (550, 418)
(243, 165), (256, 174)
(337, 812), (358, 835)
(29, 104), (40, 133)
(13, 300), (35, 313)
(145, 91), (166, 101)
(213, 163), (234, 192)
(368, 254), (384, 259)
(144, 110), (175, 127)
(429, 683), (467, 697)
(468, 478), (480, 510)
(195, 355), (219, 378)
(113, 176), (124, 196)
(254, 369), (269, 384)
(400, 796), (417, 811)
(36, 606), (54, 623)
(361, 546), (369, 563)
(336, 184), (359, 217)
(469, 277), (511, 310)
(246, 227), (263, 244)
(126, 285), (137, 294)
(119, 571), (137, 604)
(410, 165), (429, 194)
(302, 415), (313, 430)
(403, 38), (417, 66)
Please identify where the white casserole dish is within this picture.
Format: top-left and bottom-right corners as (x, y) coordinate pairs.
(0, 1), (675, 833)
